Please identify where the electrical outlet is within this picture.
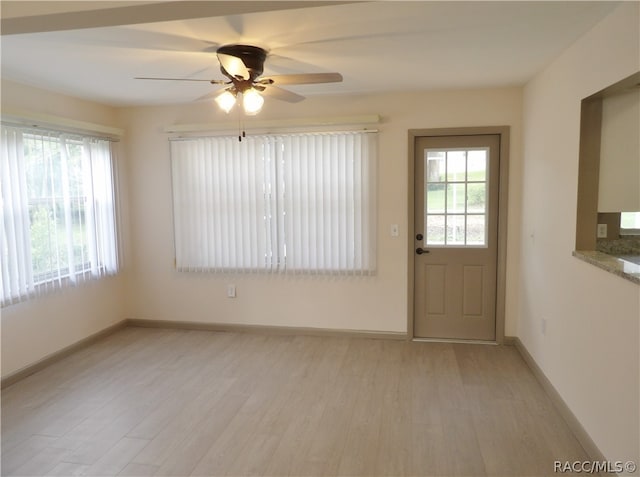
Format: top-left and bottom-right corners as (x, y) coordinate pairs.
(227, 284), (236, 298)
(597, 223), (608, 238)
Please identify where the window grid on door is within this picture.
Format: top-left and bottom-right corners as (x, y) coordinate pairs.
(424, 147), (489, 247)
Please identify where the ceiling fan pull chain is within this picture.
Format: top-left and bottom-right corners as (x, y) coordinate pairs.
(239, 115), (246, 141)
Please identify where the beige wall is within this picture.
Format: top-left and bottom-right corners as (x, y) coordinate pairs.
(520, 2), (639, 464)
(118, 87), (523, 335)
(0, 80), (129, 377)
(598, 88), (640, 212)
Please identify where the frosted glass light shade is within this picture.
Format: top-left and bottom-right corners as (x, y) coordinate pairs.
(242, 89), (264, 115)
(215, 91), (236, 113)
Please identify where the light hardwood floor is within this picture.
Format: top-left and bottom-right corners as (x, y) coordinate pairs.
(2, 327), (592, 476)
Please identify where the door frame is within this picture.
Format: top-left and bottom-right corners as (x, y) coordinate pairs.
(407, 126), (510, 343)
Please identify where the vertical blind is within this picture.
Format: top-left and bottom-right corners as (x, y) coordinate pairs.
(1, 126), (118, 306)
(170, 131), (377, 274)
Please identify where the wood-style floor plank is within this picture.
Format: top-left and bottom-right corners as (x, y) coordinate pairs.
(1, 327), (593, 476)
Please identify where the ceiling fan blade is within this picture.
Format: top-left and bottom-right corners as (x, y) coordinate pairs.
(135, 77), (227, 84)
(217, 53), (250, 80)
(259, 73), (343, 86)
(195, 88), (229, 102)
(261, 85), (305, 103)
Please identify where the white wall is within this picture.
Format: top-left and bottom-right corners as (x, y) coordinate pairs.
(0, 80), (129, 377)
(519, 2), (639, 464)
(118, 87), (523, 335)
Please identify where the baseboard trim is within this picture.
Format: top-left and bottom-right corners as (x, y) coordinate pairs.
(1, 319), (128, 389)
(126, 318), (408, 341)
(412, 337), (498, 345)
(1, 318), (406, 388)
(504, 335), (606, 463)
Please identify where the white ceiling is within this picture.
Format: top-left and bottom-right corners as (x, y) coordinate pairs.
(0, 1), (619, 107)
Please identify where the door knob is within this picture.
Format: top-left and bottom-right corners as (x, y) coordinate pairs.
(416, 248), (430, 255)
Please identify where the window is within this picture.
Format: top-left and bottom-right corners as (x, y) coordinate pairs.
(621, 212), (640, 235)
(1, 126), (118, 306)
(170, 131), (377, 274)
(424, 147), (488, 247)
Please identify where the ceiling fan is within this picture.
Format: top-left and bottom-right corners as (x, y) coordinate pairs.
(136, 44), (343, 115)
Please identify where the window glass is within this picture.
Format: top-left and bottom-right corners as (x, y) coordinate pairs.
(424, 148), (489, 247)
(620, 212), (640, 233)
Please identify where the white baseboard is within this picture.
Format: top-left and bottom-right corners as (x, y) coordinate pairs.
(1, 318), (406, 389)
(126, 318), (408, 341)
(1, 319), (128, 389)
(505, 335), (606, 463)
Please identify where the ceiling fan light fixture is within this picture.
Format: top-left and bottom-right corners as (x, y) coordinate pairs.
(215, 90), (236, 113)
(242, 88), (264, 115)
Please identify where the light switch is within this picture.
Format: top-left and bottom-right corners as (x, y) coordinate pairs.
(390, 224), (399, 237)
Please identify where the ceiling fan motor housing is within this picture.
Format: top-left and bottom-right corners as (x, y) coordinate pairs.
(217, 44), (267, 81)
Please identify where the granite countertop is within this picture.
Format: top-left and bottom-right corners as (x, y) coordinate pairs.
(573, 250), (640, 285)
(596, 237), (640, 255)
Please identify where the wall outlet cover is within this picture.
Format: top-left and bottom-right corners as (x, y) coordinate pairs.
(597, 223), (608, 238)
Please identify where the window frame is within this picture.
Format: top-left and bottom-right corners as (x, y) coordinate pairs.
(1, 124), (119, 306)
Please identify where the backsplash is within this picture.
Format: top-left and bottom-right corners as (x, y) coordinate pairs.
(596, 237), (640, 255)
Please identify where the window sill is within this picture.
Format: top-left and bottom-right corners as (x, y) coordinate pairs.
(573, 250), (640, 285)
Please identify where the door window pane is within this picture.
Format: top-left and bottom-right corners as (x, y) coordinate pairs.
(466, 215), (486, 245)
(424, 147), (489, 247)
(467, 150), (487, 181)
(446, 151), (466, 181)
(447, 215), (465, 245)
(446, 183), (466, 213)
(426, 184), (445, 213)
(466, 183), (486, 213)
(426, 215), (445, 245)
(426, 151), (446, 182)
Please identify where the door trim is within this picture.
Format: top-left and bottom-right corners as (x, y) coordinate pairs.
(407, 127), (510, 343)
